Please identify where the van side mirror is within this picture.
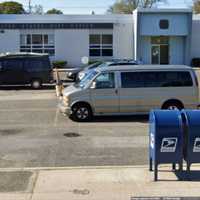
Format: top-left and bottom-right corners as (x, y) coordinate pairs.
(90, 81), (96, 89)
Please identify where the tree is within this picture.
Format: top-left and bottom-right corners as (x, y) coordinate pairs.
(193, 0), (200, 14)
(107, 0), (165, 14)
(0, 1), (25, 14)
(46, 8), (63, 14)
(32, 4), (43, 14)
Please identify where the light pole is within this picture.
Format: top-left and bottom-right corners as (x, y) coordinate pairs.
(28, 0), (32, 13)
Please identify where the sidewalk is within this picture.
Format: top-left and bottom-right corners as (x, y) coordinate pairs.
(1, 165), (200, 200)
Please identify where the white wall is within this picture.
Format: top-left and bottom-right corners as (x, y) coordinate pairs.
(191, 20), (200, 59)
(133, 10), (138, 61)
(0, 30), (20, 53)
(55, 29), (89, 67)
(113, 22), (134, 59)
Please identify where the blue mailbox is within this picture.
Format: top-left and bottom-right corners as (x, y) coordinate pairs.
(149, 110), (184, 181)
(182, 110), (200, 171)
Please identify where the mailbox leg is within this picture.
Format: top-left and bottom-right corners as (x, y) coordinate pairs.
(179, 162), (183, 171)
(172, 163), (176, 171)
(186, 163), (191, 172)
(154, 163), (158, 181)
(149, 158), (153, 171)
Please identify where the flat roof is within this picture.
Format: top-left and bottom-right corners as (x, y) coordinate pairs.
(98, 65), (192, 72)
(0, 14), (133, 23)
(136, 8), (192, 13)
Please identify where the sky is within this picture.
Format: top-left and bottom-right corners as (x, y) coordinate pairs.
(0, 0), (194, 14)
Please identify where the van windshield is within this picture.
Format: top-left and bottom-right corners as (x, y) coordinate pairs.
(74, 70), (98, 88)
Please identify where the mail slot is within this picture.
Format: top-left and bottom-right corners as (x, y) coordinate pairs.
(182, 110), (200, 171)
(149, 110), (184, 181)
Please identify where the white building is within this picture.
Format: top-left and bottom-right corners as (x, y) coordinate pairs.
(0, 8), (200, 67)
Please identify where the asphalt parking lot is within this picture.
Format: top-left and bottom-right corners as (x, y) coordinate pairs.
(0, 85), (149, 168)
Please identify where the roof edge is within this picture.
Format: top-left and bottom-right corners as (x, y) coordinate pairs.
(135, 8), (192, 13)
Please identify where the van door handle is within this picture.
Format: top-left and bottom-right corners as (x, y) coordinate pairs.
(115, 89), (118, 94)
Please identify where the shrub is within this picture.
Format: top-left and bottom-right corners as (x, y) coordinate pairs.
(52, 60), (67, 68)
(191, 58), (200, 68)
(88, 60), (101, 65)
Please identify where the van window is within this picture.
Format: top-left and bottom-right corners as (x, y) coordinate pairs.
(75, 70), (98, 88)
(3, 59), (23, 71)
(95, 72), (115, 89)
(121, 71), (193, 88)
(24, 59), (46, 72)
(0, 61), (2, 71)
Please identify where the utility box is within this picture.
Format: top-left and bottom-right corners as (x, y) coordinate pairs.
(149, 110), (184, 181)
(182, 110), (200, 171)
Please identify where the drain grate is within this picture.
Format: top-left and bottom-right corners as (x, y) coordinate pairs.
(63, 132), (81, 138)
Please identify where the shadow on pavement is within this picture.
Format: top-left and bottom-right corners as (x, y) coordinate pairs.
(90, 115), (149, 123)
(158, 169), (200, 181)
(175, 170), (200, 181)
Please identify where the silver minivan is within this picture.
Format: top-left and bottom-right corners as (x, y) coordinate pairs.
(59, 65), (199, 121)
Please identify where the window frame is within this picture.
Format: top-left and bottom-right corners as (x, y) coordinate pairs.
(89, 34), (113, 57)
(20, 34), (55, 56)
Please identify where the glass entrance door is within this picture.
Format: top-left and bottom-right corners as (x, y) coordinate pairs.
(160, 45), (169, 64)
(151, 46), (159, 64)
(151, 36), (169, 65)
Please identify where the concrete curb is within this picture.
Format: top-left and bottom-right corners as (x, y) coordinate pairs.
(0, 164), (200, 171)
(0, 165), (148, 172)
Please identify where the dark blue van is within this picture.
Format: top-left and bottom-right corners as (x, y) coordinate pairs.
(0, 53), (53, 89)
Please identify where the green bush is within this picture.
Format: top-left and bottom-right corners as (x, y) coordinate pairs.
(89, 60), (104, 65)
(52, 60), (67, 68)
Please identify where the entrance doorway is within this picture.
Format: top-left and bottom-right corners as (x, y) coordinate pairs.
(151, 36), (169, 65)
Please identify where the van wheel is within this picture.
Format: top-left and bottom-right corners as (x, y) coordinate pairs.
(162, 101), (184, 110)
(31, 79), (42, 89)
(71, 104), (92, 122)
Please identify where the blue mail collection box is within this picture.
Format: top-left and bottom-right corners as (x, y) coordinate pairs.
(149, 110), (184, 181)
(182, 110), (200, 171)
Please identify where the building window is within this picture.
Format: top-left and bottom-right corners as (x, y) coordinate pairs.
(159, 19), (169, 29)
(20, 34), (55, 56)
(89, 34), (113, 57)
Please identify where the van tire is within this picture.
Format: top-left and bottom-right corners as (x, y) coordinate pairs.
(162, 100), (184, 110)
(71, 103), (92, 122)
(31, 79), (42, 89)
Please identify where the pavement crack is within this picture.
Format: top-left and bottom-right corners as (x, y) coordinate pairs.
(29, 170), (39, 200)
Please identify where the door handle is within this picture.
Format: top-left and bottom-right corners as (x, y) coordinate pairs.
(115, 89), (118, 94)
